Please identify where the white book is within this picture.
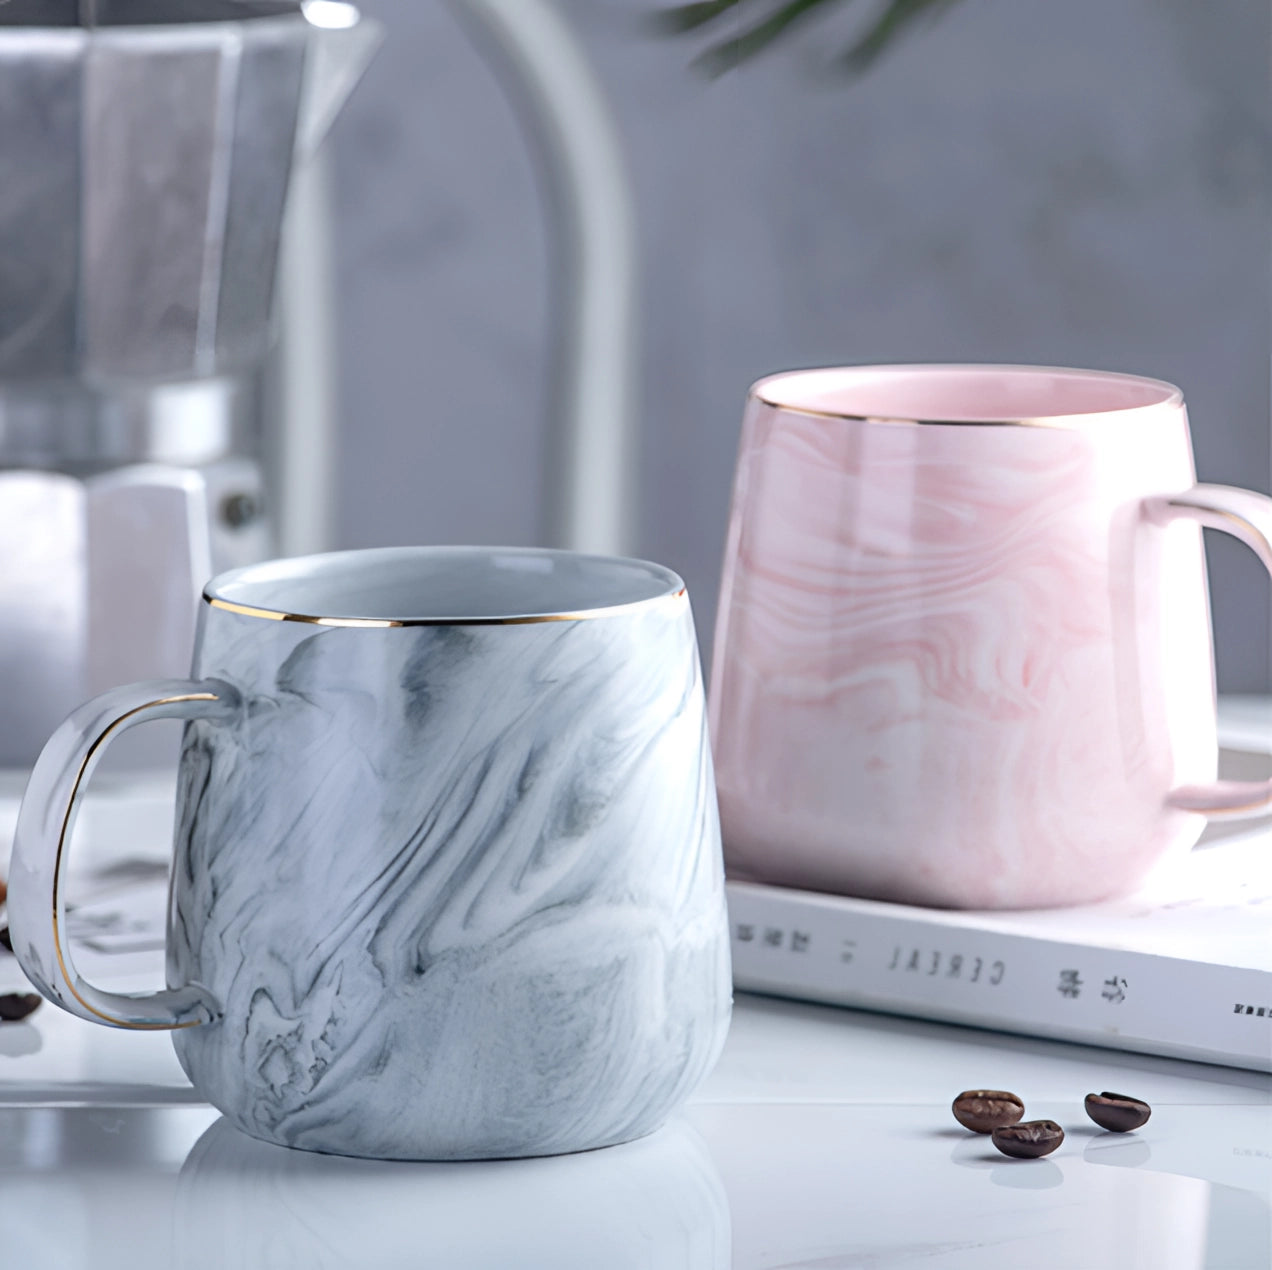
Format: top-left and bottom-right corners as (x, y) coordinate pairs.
(729, 732), (1272, 1073)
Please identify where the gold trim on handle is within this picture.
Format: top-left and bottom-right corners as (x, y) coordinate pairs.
(206, 591), (688, 628)
(52, 693), (220, 1032)
(1170, 787), (1272, 816)
(1157, 490), (1272, 819)
(1165, 500), (1272, 558)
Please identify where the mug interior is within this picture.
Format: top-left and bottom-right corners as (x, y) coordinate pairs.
(752, 365), (1183, 424)
(207, 547), (684, 623)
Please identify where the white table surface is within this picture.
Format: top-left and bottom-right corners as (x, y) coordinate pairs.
(1, 988), (1268, 1270)
(1, 696), (1268, 1268)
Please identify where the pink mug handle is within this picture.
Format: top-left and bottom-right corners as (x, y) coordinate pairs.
(1146, 484), (1272, 818)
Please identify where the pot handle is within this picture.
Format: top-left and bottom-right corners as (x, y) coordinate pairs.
(7, 680), (236, 1030)
(1146, 485), (1272, 818)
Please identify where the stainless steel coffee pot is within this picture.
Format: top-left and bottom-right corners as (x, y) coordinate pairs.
(0, 0), (379, 765)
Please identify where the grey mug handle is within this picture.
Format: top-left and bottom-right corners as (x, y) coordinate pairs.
(7, 679), (235, 1030)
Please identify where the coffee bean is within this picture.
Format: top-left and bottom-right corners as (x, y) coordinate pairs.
(0, 877), (6, 905)
(0, 926), (10, 953)
(0, 993), (41, 1023)
(951, 1089), (1025, 1134)
(1085, 1092), (1151, 1133)
(991, 1120), (1064, 1159)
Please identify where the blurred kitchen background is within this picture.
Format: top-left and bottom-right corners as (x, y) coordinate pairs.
(328, 0), (1270, 691)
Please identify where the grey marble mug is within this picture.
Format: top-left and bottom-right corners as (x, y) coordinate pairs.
(9, 547), (732, 1160)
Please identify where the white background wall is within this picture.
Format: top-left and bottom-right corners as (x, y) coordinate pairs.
(327, 0), (1271, 690)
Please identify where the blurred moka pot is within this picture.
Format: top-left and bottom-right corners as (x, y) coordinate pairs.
(0, 0), (379, 766)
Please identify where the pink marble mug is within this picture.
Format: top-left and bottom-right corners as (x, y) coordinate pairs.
(710, 365), (1272, 909)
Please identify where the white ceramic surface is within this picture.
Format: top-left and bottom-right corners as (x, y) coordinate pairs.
(4, 732), (1267, 1268)
(0, 995), (1267, 1270)
(711, 365), (1272, 909)
(8, 548), (732, 1160)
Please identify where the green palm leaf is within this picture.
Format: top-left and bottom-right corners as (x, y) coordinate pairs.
(839, 0), (960, 71)
(655, 0), (964, 76)
(651, 0), (746, 33)
(692, 0), (846, 77)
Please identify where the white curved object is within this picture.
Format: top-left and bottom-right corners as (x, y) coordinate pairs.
(277, 1), (638, 558)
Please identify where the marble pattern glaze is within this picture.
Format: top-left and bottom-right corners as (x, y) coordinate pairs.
(164, 595), (730, 1159)
(710, 376), (1241, 910)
